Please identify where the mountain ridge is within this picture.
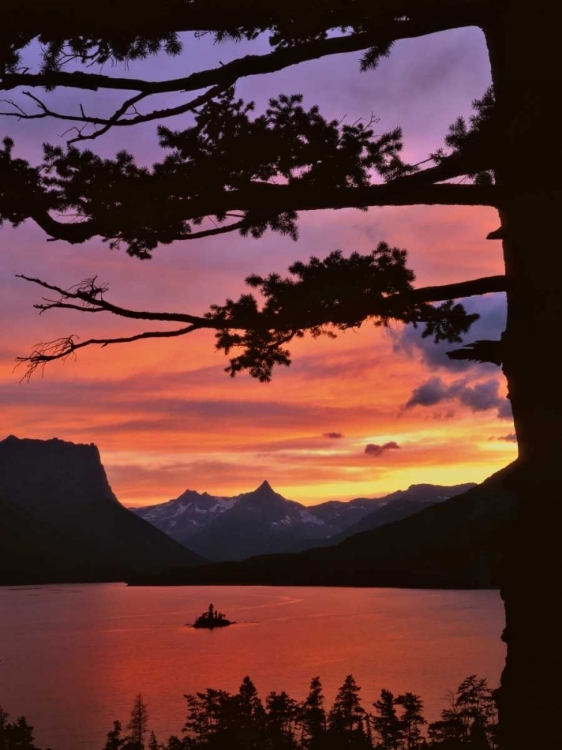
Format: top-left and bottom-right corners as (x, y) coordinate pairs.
(129, 464), (516, 589)
(133, 479), (476, 561)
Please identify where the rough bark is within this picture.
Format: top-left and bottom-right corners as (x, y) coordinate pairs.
(485, 4), (562, 748)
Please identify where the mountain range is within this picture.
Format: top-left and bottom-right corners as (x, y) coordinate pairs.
(131, 463), (517, 589)
(0, 435), (204, 584)
(0, 434), (516, 589)
(132, 480), (475, 560)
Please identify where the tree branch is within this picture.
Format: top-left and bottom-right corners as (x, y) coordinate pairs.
(1, 84), (232, 144)
(15, 327), (199, 382)
(3, 0), (484, 37)
(16, 270), (506, 379)
(0, 32), (401, 95)
(28, 181), (500, 245)
(1, 8), (485, 97)
(400, 274), (506, 303)
(16, 275), (215, 326)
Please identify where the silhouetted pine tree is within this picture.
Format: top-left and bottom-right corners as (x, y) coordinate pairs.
(395, 693), (426, 750)
(183, 688), (232, 747)
(0, 708), (41, 750)
(372, 690), (403, 750)
(328, 675), (370, 748)
(126, 694), (149, 750)
(300, 676), (327, 750)
(264, 691), (299, 749)
(233, 676), (267, 747)
(103, 720), (126, 750)
(428, 675), (497, 749)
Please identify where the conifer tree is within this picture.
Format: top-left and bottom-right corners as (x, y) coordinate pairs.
(300, 676), (327, 750)
(0, 708), (41, 750)
(0, 708), (7, 750)
(183, 688), (232, 745)
(328, 675), (369, 747)
(428, 675), (497, 749)
(236, 676), (266, 728)
(1, 5), (560, 746)
(127, 694), (149, 750)
(395, 693), (426, 750)
(265, 691), (299, 749)
(163, 737), (184, 750)
(103, 720), (126, 750)
(372, 690), (403, 750)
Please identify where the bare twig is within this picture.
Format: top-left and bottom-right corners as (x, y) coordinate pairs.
(16, 274), (214, 326)
(1, 84), (231, 144)
(15, 326), (200, 381)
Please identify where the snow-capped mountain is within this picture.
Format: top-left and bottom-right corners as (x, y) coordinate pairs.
(133, 480), (476, 561)
(137, 489), (238, 538)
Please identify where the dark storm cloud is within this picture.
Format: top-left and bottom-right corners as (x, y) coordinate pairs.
(457, 379), (503, 411)
(365, 441), (401, 456)
(324, 432), (344, 439)
(497, 399), (513, 420)
(495, 433), (517, 442)
(404, 376), (449, 408)
(405, 376), (510, 418)
(392, 293), (506, 373)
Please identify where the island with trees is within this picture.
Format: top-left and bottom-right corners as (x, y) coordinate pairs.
(191, 603), (233, 629)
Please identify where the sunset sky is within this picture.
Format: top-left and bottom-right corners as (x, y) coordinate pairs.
(0, 25), (516, 507)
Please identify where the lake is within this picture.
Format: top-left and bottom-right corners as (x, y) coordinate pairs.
(0, 584), (505, 750)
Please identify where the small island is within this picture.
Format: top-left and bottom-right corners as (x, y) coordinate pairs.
(192, 603), (233, 629)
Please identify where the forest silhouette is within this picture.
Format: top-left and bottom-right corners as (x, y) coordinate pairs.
(0, 673), (497, 750)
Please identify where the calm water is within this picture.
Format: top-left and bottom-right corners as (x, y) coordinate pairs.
(0, 585), (505, 750)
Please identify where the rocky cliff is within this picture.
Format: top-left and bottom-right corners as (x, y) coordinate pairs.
(0, 435), (204, 584)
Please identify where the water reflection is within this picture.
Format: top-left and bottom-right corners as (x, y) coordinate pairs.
(0, 584), (504, 750)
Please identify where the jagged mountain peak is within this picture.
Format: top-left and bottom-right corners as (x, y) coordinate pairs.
(249, 480), (282, 499)
(134, 479), (480, 563)
(175, 488), (215, 504)
(237, 480), (293, 508)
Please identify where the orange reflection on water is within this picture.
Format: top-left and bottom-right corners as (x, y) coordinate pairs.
(1, 584), (505, 750)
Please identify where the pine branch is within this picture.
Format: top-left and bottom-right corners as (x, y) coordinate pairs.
(16, 269), (506, 380)
(402, 275), (506, 303)
(28, 182), (499, 246)
(1, 3), (486, 141)
(1, 32), (408, 95)
(2, 1), (486, 93)
(447, 339), (503, 366)
(3, 0), (483, 38)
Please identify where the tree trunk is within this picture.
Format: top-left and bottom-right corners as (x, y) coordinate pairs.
(484, 5), (562, 748)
